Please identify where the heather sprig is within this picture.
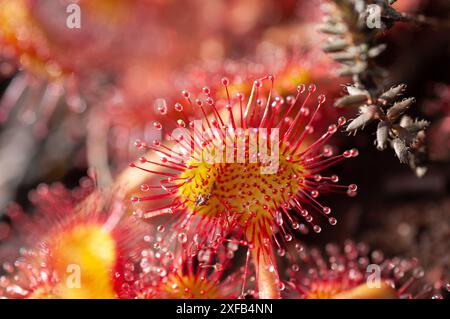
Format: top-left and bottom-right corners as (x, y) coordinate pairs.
(320, 0), (431, 176)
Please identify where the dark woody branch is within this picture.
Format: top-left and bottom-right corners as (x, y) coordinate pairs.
(320, 0), (431, 177)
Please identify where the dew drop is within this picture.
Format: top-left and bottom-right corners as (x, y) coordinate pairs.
(6, 284), (28, 296)
(350, 148), (359, 157)
(297, 84), (306, 93)
(134, 140), (143, 148)
(177, 232), (187, 244)
(124, 271), (134, 282)
(323, 145), (333, 156)
(155, 98), (167, 115)
(300, 224), (309, 234)
(413, 268), (425, 278)
(328, 124), (337, 134)
(313, 225), (322, 233)
(3, 262), (14, 273)
(318, 94), (326, 104)
(177, 119), (186, 128)
(202, 87), (211, 95)
(329, 217), (337, 225)
(174, 103), (183, 112)
(157, 225), (165, 232)
(308, 84), (317, 93)
(305, 125), (314, 134)
(131, 196), (140, 203)
(338, 116), (347, 126)
(323, 207), (331, 214)
(275, 211), (283, 226)
(166, 252), (174, 260)
(193, 234), (200, 243)
(153, 121), (162, 130)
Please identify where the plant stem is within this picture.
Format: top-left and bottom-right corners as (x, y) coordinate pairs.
(252, 245), (281, 299)
(332, 282), (398, 299)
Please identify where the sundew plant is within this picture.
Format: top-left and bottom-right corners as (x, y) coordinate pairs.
(0, 0), (448, 301)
